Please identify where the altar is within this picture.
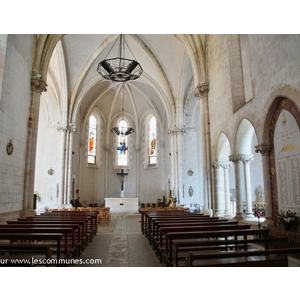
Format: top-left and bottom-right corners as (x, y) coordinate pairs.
(104, 198), (139, 213)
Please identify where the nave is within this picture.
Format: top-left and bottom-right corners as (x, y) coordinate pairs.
(76, 213), (163, 267)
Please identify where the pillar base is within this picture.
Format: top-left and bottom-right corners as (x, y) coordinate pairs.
(244, 213), (255, 220)
(233, 213), (244, 221)
(20, 209), (37, 218)
(201, 209), (213, 217)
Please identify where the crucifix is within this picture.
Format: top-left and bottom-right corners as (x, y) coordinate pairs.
(117, 169), (128, 196)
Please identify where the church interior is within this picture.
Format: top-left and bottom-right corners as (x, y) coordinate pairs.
(1, 7), (300, 296)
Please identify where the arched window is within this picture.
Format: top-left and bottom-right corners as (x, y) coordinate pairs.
(117, 120), (128, 167)
(88, 115), (97, 164)
(149, 116), (157, 165)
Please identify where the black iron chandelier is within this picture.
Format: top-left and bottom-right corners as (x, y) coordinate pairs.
(110, 83), (135, 136)
(97, 34), (143, 82)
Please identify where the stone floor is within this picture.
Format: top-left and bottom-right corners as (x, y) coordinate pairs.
(76, 213), (164, 267)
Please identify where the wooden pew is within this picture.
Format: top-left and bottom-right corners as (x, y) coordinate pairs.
(153, 220), (237, 242)
(172, 237), (289, 267)
(0, 232), (63, 264)
(145, 214), (213, 239)
(0, 227), (74, 259)
(165, 228), (270, 267)
(184, 247), (300, 267)
(46, 211), (98, 236)
(156, 224), (251, 263)
(27, 215), (92, 243)
(150, 217), (224, 241)
(0, 244), (53, 266)
(8, 220), (85, 254)
(2, 223), (81, 258)
(140, 210), (199, 235)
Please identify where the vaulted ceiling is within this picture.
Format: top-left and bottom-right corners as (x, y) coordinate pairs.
(45, 34), (206, 129)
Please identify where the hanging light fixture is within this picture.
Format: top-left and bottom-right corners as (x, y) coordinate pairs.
(110, 83), (135, 136)
(97, 34), (143, 82)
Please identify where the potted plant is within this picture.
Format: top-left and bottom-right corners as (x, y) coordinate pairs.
(277, 210), (297, 231)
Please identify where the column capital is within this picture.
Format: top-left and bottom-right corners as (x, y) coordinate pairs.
(212, 162), (223, 169)
(229, 154), (253, 164)
(56, 124), (68, 132)
(66, 124), (76, 134)
(255, 144), (270, 156)
(168, 126), (186, 135)
(212, 161), (232, 169)
(104, 145), (110, 151)
(194, 83), (209, 98)
(31, 74), (47, 94)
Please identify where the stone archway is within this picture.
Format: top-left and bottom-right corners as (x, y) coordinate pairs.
(265, 97), (300, 220)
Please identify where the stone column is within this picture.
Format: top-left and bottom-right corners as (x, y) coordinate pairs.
(56, 125), (67, 205)
(229, 155), (244, 219)
(255, 144), (274, 226)
(194, 83), (211, 210)
(66, 124), (76, 204)
(212, 162), (225, 217)
(241, 155), (254, 220)
(104, 145), (110, 198)
(176, 127), (185, 204)
(168, 127), (177, 199)
(22, 75), (47, 217)
(136, 145), (140, 199)
(223, 162), (233, 218)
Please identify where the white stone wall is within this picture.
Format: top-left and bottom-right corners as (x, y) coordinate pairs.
(208, 34), (300, 215)
(209, 35), (300, 149)
(0, 35), (34, 221)
(34, 99), (61, 211)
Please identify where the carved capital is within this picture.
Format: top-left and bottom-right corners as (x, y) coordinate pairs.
(168, 126), (186, 135)
(255, 144), (270, 156)
(66, 124), (76, 134)
(229, 154), (253, 164)
(212, 162), (223, 169)
(212, 161), (232, 169)
(104, 145), (110, 151)
(194, 83), (209, 98)
(56, 124), (68, 132)
(31, 74), (47, 94)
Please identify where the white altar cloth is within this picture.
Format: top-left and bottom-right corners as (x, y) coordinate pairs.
(104, 198), (139, 213)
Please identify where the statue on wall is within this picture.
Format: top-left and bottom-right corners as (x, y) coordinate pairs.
(188, 186), (193, 197)
(255, 185), (264, 201)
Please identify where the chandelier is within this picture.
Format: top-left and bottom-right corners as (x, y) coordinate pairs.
(110, 83), (135, 136)
(97, 34), (143, 82)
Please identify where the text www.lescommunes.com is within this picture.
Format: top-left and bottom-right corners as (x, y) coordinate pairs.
(0, 257), (102, 266)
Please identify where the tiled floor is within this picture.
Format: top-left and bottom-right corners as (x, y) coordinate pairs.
(76, 213), (164, 267)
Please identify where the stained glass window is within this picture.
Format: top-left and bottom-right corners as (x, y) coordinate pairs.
(117, 120), (128, 167)
(88, 115), (97, 164)
(149, 116), (157, 165)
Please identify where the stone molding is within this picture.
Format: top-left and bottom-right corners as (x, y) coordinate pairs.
(168, 126), (186, 135)
(67, 124), (76, 134)
(255, 144), (270, 156)
(56, 124), (76, 134)
(212, 161), (232, 169)
(194, 83), (209, 98)
(31, 74), (47, 94)
(229, 154), (253, 164)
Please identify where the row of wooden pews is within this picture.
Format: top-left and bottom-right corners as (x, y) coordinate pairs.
(139, 208), (300, 267)
(0, 210), (99, 266)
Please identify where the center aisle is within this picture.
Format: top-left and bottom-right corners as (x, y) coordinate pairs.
(76, 213), (164, 267)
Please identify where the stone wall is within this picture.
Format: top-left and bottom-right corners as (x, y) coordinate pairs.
(0, 35), (34, 221)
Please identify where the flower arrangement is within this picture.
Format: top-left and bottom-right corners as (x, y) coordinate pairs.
(277, 210), (297, 230)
